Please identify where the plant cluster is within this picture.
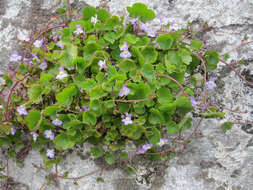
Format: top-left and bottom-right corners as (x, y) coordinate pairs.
(0, 3), (248, 175)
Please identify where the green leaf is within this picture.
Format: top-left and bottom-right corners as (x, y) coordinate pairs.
(141, 63), (155, 83)
(89, 86), (107, 100)
(149, 108), (164, 125)
(83, 110), (97, 125)
(179, 48), (192, 65)
(61, 43), (78, 68)
(119, 152), (128, 160)
(73, 57), (86, 73)
(82, 6), (97, 20)
(190, 40), (202, 50)
(127, 3), (155, 22)
(120, 124), (145, 140)
(166, 121), (179, 134)
(200, 112), (225, 118)
(8, 150), (16, 158)
(56, 85), (78, 106)
(104, 32), (117, 44)
(205, 51), (219, 71)
(105, 152), (115, 165)
(141, 46), (158, 64)
(156, 34), (174, 50)
(145, 127), (161, 144)
(120, 59), (136, 72)
(126, 165), (136, 173)
(26, 110), (41, 131)
(90, 100), (102, 116)
(97, 8), (110, 23)
(40, 73), (52, 83)
(96, 177), (105, 183)
(0, 122), (12, 135)
(54, 133), (75, 150)
(221, 122), (234, 132)
(28, 85), (43, 102)
(81, 79), (97, 91)
(157, 88), (173, 104)
(124, 33), (140, 45)
(91, 147), (103, 158)
(128, 82), (152, 100)
(175, 96), (193, 116)
(44, 106), (62, 117)
(178, 117), (192, 130)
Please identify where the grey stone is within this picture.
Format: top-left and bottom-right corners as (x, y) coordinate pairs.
(0, 0), (253, 190)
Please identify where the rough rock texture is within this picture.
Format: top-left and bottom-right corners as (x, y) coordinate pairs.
(0, 0), (253, 190)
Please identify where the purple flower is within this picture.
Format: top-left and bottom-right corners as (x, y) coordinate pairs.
(146, 27), (158, 37)
(136, 146), (147, 155)
(52, 118), (63, 126)
(0, 105), (3, 109)
(169, 19), (181, 31)
(31, 132), (39, 142)
(142, 143), (153, 151)
(82, 106), (90, 112)
(190, 96), (199, 107)
(56, 67), (68, 79)
(44, 130), (54, 140)
(140, 21), (152, 32)
(120, 42), (129, 51)
(18, 32), (30, 41)
(158, 16), (169, 26)
(46, 149), (55, 159)
(17, 104), (28, 115)
(11, 126), (18, 135)
(56, 41), (64, 49)
(120, 50), (131, 59)
(91, 15), (98, 25)
(119, 85), (130, 97)
(205, 77), (217, 90)
(33, 39), (43, 48)
(39, 61), (48, 70)
(98, 60), (107, 70)
(157, 139), (169, 147)
(122, 113), (133, 125)
(9, 50), (22, 62)
(74, 24), (84, 35)
(129, 18), (138, 26)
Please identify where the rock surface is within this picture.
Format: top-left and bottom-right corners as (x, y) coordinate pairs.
(0, 0), (253, 190)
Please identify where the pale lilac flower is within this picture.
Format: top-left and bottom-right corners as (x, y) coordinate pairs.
(119, 85), (130, 97)
(120, 50), (131, 58)
(190, 96), (199, 107)
(157, 138), (169, 147)
(129, 18), (138, 26)
(17, 104), (28, 115)
(31, 132), (39, 142)
(142, 143), (153, 151)
(56, 67), (68, 79)
(39, 61), (48, 70)
(80, 89), (83, 93)
(0, 105), (3, 109)
(33, 39), (43, 48)
(140, 21), (152, 32)
(44, 130), (54, 140)
(74, 24), (84, 35)
(10, 50), (22, 62)
(52, 118), (63, 126)
(82, 106), (90, 112)
(158, 16), (169, 26)
(91, 15), (98, 25)
(98, 60), (107, 70)
(46, 149), (55, 159)
(136, 146), (147, 155)
(169, 19), (181, 31)
(146, 27), (158, 37)
(205, 77), (217, 90)
(11, 126), (18, 135)
(18, 32), (30, 41)
(122, 113), (133, 125)
(56, 41), (64, 49)
(120, 42), (129, 51)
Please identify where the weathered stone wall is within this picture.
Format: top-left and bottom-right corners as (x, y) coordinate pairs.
(0, 0), (253, 190)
